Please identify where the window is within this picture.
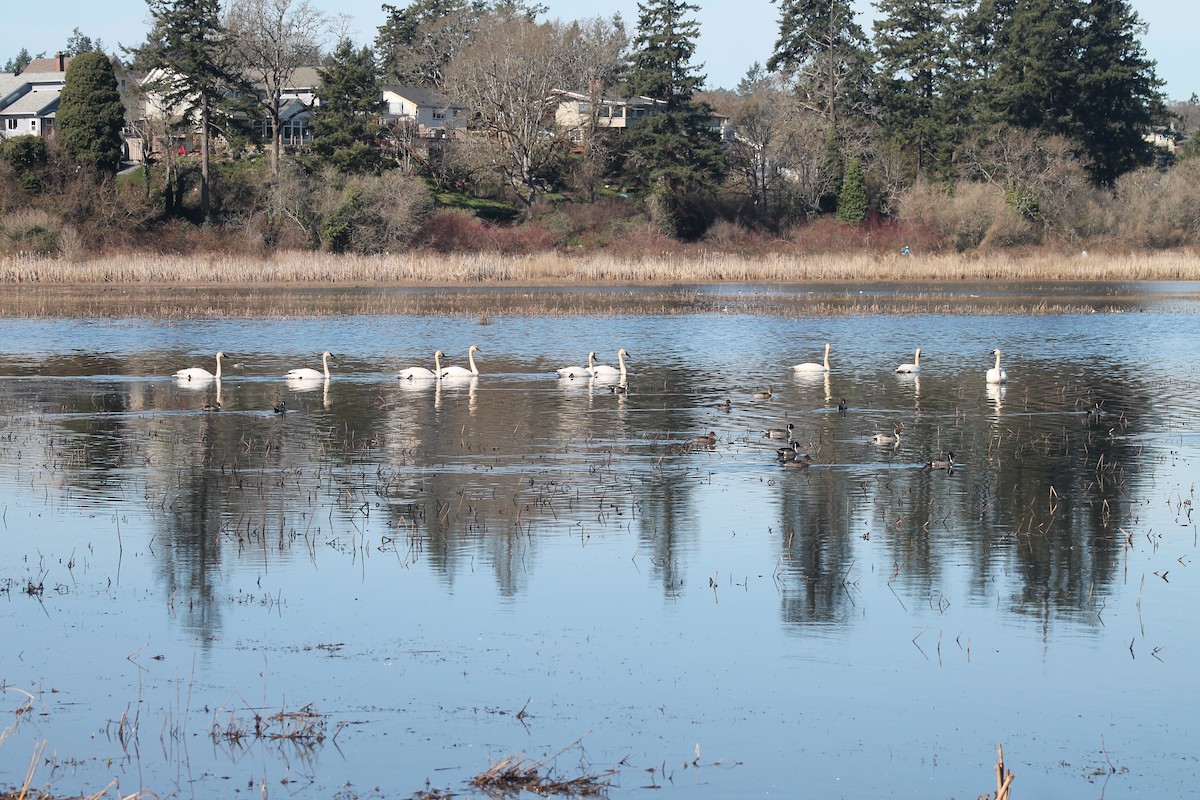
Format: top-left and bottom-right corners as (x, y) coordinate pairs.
(5, 119), (16, 130)
(432, 109), (445, 120)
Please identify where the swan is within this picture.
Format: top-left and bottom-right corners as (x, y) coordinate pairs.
(591, 348), (628, 380)
(924, 451), (955, 470)
(399, 351), (443, 380)
(764, 423), (794, 440)
(872, 425), (902, 445)
(987, 348), (1008, 384)
(896, 347), (921, 374)
(286, 351), (333, 382)
(556, 352), (596, 379)
(793, 343), (831, 373)
(175, 352), (224, 381)
(440, 345), (480, 378)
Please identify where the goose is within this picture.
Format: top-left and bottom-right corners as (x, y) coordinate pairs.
(440, 345), (480, 378)
(837, 398), (848, 416)
(591, 348), (628, 380)
(896, 347), (921, 374)
(987, 348), (1008, 384)
(793, 343), (831, 373)
(610, 383), (628, 395)
(764, 423), (795, 440)
(273, 400), (287, 414)
(924, 451), (955, 470)
(286, 351), (333, 382)
(202, 401), (221, 412)
(556, 352), (597, 379)
(781, 454), (813, 469)
(398, 351), (443, 380)
(752, 386), (774, 399)
(175, 352), (224, 382)
(872, 425), (902, 445)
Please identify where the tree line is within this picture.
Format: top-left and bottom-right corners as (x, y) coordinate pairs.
(2, 0), (1197, 257)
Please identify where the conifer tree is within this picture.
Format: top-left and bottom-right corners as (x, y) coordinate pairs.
(768, 0), (871, 126)
(836, 156), (867, 223)
(57, 52), (125, 176)
(311, 39), (384, 175)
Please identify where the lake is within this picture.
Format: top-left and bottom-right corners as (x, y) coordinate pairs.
(1, 283), (1198, 798)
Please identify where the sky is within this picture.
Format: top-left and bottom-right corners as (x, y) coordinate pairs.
(3, 0), (1195, 101)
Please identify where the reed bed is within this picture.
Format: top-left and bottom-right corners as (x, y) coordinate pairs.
(3, 249), (1200, 287)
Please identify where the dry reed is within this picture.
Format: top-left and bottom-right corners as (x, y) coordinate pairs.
(2, 249), (1200, 287)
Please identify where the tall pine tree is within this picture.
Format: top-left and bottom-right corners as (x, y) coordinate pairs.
(619, 0), (725, 239)
(310, 39), (384, 175)
(768, 0), (871, 127)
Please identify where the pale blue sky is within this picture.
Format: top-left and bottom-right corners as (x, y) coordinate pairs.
(3, 0), (1195, 100)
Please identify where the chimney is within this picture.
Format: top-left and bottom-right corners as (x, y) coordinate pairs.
(56, 51), (65, 71)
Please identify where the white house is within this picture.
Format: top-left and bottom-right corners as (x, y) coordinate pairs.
(381, 85), (467, 135)
(548, 89), (731, 146)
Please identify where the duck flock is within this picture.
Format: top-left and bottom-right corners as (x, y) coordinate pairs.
(174, 342), (1011, 473)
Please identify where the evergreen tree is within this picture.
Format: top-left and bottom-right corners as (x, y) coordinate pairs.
(872, 0), (969, 179)
(376, 0), (486, 88)
(4, 48), (34, 74)
(983, 0), (1164, 185)
(836, 156), (867, 223)
(619, 0), (725, 238)
(138, 0), (246, 219)
(768, 0), (872, 126)
(64, 28), (105, 56)
(311, 39), (384, 175)
(57, 52), (125, 176)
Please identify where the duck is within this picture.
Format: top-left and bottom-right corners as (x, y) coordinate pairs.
(556, 352), (597, 379)
(175, 352), (224, 381)
(610, 382), (628, 395)
(591, 348), (628, 380)
(793, 343), (831, 373)
(691, 431), (717, 447)
(752, 386), (774, 399)
(286, 351), (333, 382)
(987, 348), (1008, 384)
(781, 454), (813, 469)
(837, 398), (847, 416)
(896, 347), (921, 374)
(202, 401), (222, 412)
(924, 451), (955, 470)
(777, 440), (804, 461)
(872, 425), (902, 445)
(440, 345), (480, 378)
(764, 423), (795, 440)
(398, 351), (443, 380)
(721, 398), (732, 413)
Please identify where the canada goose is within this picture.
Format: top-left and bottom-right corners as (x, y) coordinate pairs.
(592, 348), (628, 380)
(175, 352), (224, 381)
(752, 386), (774, 399)
(440, 345), (480, 378)
(987, 348), (1008, 384)
(399, 351), (443, 380)
(286, 351), (333, 382)
(924, 451), (955, 470)
(610, 382), (628, 395)
(273, 400), (287, 414)
(202, 401), (221, 412)
(793, 342), (831, 373)
(896, 347), (921, 374)
(781, 454), (813, 469)
(872, 425), (902, 445)
(837, 398), (847, 416)
(764, 423), (795, 440)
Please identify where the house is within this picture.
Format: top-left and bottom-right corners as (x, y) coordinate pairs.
(548, 89), (732, 146)
(381, 85), (467, 136)
(1, 52), (133, 143)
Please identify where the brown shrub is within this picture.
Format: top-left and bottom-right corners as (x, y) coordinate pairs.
(898, 181), (1011, 251)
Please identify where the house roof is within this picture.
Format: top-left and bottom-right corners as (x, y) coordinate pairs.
(247, 66), (320, 93)
(0, 73), (27, 99)
(0, 87), (61, 116)
(24, 56), (70, 74)
(383, 84), (465, 110)
(550, 89), (665, 108)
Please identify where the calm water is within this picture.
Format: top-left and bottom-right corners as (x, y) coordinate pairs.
(1, 285), (1199, 798)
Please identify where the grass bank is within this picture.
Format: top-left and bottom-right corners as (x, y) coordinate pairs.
(3, 249), (1200, 286)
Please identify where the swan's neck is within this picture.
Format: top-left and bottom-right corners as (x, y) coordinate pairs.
(994, 351), (1002, 370)
(618, 350), (626, 376)
(214, 354), (222, 380)
(823, 344), (830, 369)
(434, 352), (442, 372)
(322, 353), (330, 379)
(468, 349), (478, 374)
(587, 352), (595, 370)
(914, 349), (920, 366)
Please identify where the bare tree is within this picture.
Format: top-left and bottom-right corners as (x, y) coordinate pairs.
(227, 0), (329, 175)
(442, 14), (577, 205)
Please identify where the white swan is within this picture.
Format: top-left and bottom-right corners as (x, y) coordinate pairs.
(440, 345), (480, 378)
(175, 352), (224, 381)
(556, 352), (596, 379)
(286, 351), (332, 382)
(793, 343), (831, 373)
(896, 347), (921, 374)
(987, 348), (1008, 384)
(398, 351), (443, 380)
(592, 348), (628, 380)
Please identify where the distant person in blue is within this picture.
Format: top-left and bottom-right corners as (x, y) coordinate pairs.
(900, 245), (911, 256)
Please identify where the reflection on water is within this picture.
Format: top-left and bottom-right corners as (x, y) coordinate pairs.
(2, 294), (1200, 798)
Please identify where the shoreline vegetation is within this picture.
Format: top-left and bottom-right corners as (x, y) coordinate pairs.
(2, 250), (1198, 318)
